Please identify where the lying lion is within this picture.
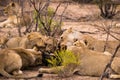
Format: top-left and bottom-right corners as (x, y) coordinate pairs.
(0, 2), (31, 28)
(0, 48), (42, 78)
(81, 35), (120, 56)
(0, 32), (59, 54)
(60, 27), (83, 47)
(0, 32), (46, 49)
(60, 28), (120, 56)
(39, 42), (120, 79)
(73, 40), (112, 56)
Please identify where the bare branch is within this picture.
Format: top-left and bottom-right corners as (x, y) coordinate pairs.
(49, 2), (61, 31)
(94, 23), (120, 41)
(52, 3), (68, 36)
(99, 43), (120, 80)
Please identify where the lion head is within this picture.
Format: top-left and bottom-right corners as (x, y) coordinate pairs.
(3, 2), (21, 16)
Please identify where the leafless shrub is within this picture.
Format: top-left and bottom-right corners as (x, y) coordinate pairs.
(71, 0), (93, 3)
(92, 21), (120, 80)
(6, 0), (67, 37)
(94, 21), (120, 42)
(29, 0), (68, 37)
(0, 0), (12, 6)
(97, 0), (118, 19)
(100, 43), (120, 80)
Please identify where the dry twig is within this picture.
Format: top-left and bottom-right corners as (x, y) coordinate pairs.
(99, 43), (120, 80)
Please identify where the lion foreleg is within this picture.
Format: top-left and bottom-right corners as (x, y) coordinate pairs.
(109, 74), (120, 79)
(39, 66), (64, 74)
(12, 70), (23, 76)
(0, 69), (12, 77)
(0, 19), (14, 28)
(39, 63), (79, 77)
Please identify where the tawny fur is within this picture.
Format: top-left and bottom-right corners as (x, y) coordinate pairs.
(39, 42), (120, 79)
(73, 40), (112, 56)
(2, 32), (59, 53)
(0, 2), (31, 28)
(81, 35), (120, 56)
(0, 48), (42, 78)
(43, 36), (58, 53)
(60, 27), (83, 47)
(0, 36), (8, 48)
(60, 28), (120, 56)
(4, 32), (46, 49)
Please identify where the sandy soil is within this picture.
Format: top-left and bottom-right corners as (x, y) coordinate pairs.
(50, 2), (120, 41)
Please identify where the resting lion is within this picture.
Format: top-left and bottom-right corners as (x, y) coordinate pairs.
(81, 35), (120, 56)
(73, 40), (112, 56)
(2, 32), (46, 49)
(0, 48), (42, 78)
(60, 27), (83, 47)
(0, 2), (31, 28)
(60, 28), (120, 56)
(39, 41), (120, 79)
(2, 32), (59, 54)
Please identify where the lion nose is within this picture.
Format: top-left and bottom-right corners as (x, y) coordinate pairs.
(3, 9), (7, 14)
(4, 11), (7, 14)
(60, 44), (67, 50)
(73, 38), (78, 42)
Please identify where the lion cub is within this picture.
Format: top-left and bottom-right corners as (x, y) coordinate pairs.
(0, 48), (42, 78)
(0, 2), (31, 28)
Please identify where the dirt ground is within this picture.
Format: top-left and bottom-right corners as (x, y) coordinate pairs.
(50, 2), (120, 41)
(0, 68), (109, 80)
(0, 1), (120, 80)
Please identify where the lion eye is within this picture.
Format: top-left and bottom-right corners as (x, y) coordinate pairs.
(84, 40), (88, 45)
(60, 36), (63, 40)
(73, 38), (78, 42)
(44, 43), (47, 46)
(74, 43), (77, 45)
(11, 3), (15, 7)
(38, 37), (42, 40)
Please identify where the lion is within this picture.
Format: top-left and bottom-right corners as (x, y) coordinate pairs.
(39, 43), (120, 79)
(0, 48), (42, 78)
(81, 34), (120, 56)
(60, 27), (83, 47)
(0, 2), (31, 28)
(1, 32), (59, 66)
(73, 40), (112, 56)
(11, 48), (43, 67)
(1, 31), (59, 55)
(43, 36), (58, 53)
(33, 36), (59, 66)
(0, 36), (8, 49)
(73, 40), (87, 48)
(5, 32), (59, 54)
(60, 28), (120, 56)
(5, 32), (46, 49)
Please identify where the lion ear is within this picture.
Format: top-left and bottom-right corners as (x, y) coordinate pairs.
(68, 27), (72, 33)
(11, 2), (16, 7)
(27, 34), (32, 41)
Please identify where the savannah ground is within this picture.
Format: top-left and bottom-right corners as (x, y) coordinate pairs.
(0, 0), (120, 80)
